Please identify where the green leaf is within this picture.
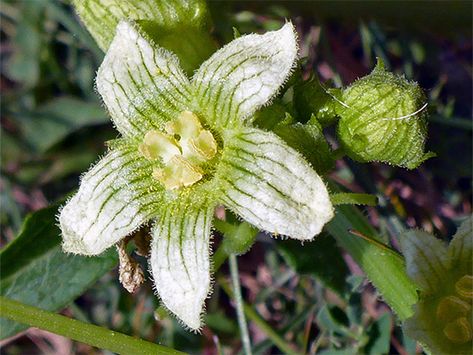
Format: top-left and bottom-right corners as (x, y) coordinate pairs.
(277, 233), (349, 296)
(316, 304), (351, 336)
(0, 203), (117, 339)
(73, 0), (211, 51)
(326, 202), (418, 320)
(137, 22), (217, 76)
(331, 192), (378, 206)
(205, 311), (238, 334)
(365, 313), (392, 355)
(5, 2), (45, 87)
(273, 118), (335, 175)
(45, 1), (103, 61)
(18, 97), (109, 152)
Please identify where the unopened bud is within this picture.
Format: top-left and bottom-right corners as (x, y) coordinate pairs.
(337, 59), (434, 169)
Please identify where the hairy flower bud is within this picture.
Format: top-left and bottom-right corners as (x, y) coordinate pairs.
(336, 60), (434, 169)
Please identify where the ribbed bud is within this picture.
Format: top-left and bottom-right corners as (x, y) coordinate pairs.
(336, 60), (434, 169)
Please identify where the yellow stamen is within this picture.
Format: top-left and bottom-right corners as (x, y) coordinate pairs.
(189, 130), (217, 160)
(141, 111), (217, 190)
(165, 110), (202, 139)
(436, 295), (471, 323)
(152, 155), (203, 190)
(456, 275), (473, 299)
(139, 130), (180, 163)
(443, 317), (472, 343)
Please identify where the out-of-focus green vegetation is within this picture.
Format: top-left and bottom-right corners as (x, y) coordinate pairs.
(1, 1), (471, 353)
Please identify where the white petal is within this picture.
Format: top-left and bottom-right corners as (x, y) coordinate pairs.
(193, 23), (297, 128)
(97, 21), (192, 138)
(59, 148), (160, 255)
(150, 200), (213, 330)
(216, 127), (333, 240)
(399, 230), (449, 293)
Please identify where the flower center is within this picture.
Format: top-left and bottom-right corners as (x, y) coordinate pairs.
(138, 111), (217, 190)
(436, 274), (473, 344)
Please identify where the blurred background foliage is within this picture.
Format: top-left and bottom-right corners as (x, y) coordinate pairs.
(1, 1), (471, 354)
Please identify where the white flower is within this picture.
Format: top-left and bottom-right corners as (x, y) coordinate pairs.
(59, 21), (334, 330)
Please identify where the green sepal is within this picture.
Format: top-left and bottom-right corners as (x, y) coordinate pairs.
(273, 115), (335, 175)
(294, 74), (341, 127)
(214, 219), (259, 256)
(336, 59), (433, 169)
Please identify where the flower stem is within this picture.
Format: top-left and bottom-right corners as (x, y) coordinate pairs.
(229, 254), (252, 355)
(0, 296), (183, 355)
(218, 277), (300, 355)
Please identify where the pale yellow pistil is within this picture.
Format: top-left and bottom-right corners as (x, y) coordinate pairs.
(138, 111), (217, 190)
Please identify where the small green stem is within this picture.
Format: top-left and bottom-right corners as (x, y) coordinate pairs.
(0, 297), (183, 355)
(218, 277), (300, 355)
(229, 254), (252, 355)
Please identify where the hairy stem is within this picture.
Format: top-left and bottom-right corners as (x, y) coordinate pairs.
(0, 297), (183, 355)
(229, 254), (252, 355)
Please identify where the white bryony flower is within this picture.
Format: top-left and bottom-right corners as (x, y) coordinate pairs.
(59, 20), (334, 330)
(401, 216), (472, 354)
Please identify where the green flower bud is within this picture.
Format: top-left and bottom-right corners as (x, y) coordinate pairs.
(336, 60), (434, 169)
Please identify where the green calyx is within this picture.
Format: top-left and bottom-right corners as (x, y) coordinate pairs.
(336, 59), (434, 169)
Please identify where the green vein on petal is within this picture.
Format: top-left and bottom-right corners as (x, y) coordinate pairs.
(150, 197), (214, 330)
(59, 147), (161, 255)
(192, 23), (298, 130)
(215, 127), (333, 240)
(96, 21), (193, 138)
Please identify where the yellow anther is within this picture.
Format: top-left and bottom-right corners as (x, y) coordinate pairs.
(436, 296), (471, 323)
(142, 111), (217, 190)
(165, 110), (202, 139)
(139, 130), (180, 163)
(456, 275), (473, 299)
(152, 155), (203, 190)
(189, 130), (217, 160)
(443, 317), (472, 344)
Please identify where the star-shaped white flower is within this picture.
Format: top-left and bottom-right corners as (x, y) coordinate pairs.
(59, 21), (334, 330)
